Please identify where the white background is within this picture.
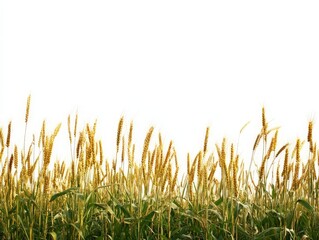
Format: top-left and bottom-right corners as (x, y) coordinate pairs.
(1, 1), (319, 172)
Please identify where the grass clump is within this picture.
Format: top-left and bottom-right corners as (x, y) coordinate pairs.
(1, 97), (319, 239)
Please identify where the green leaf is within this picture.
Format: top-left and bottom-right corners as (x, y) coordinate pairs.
(70, 223), (84, 240)
(88, 202), (107, 210)
(48, 232), (57, 240)
(180, 234), (192, 239)
(255, 227), (282, 239)
(214, 197), (223, 206)
(85, 191), (95, 205)
(49, 187), (78, 202)
(17, 215), (29, 240)
(106, 205), (115, 216)
(143, 210), (156, 223)
(170, 202), (178, 209)
(208, 209), (223, 221)
(296, 199), (314, 212)
(115, 204), (132, 218)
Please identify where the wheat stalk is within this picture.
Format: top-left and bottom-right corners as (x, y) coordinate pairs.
(292, 139), (301, 190)
(203, 127), (209, 155)
(6, 121), (11, 148)
(141, 126), (154, 180)
(116, 116), (124, 155)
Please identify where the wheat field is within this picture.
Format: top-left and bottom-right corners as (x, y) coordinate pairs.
(0, 95), (318, 240)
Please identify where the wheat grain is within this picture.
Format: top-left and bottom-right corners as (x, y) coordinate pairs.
(197, 151), (202, 179)
(203, 127), (209, 155)
(292, 139), (301, 189)
(25, 94), (31, 124)
(99, 140), (103, 166)
(116, 116), (124, 154)
(121, 136), (125, 164)
(282, 148), (289, 178)
(76, 131), (84, 158)
(68, 115), (72, 144)
(162, 140), (172, 171)
(74, 113), (78, 138)
(259, 155), (267, 184)
(187, 153), (190, 175)
(141, 127), (154, 179)
(275, 143), (289, 158)
(0, 128), (4, 148)
(128, 121), (133, 148)
(53, 123), (62, 138)
(308, 120), (314, 152)
(308, 121), (313, 143)
(208, 162), (217, 182)
(262, 107), (267, 136)
(44, 174), (50, 195)
(38, 120), (46, 147)
(171, 165), (179, 193)
(202, 167), (208, 195)
(13, 145), (18, 169)
(232, 155), (238, 197)
(8, 154), (13, 175)
(253, 134), (262, 151)
(276, 163), (280, 189)
(220, 138), (230, 188)
(6, 121), (11, 148)
(272, 130), (278, 152)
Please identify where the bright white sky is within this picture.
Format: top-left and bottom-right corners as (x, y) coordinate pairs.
(1, 1), (319, 173)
